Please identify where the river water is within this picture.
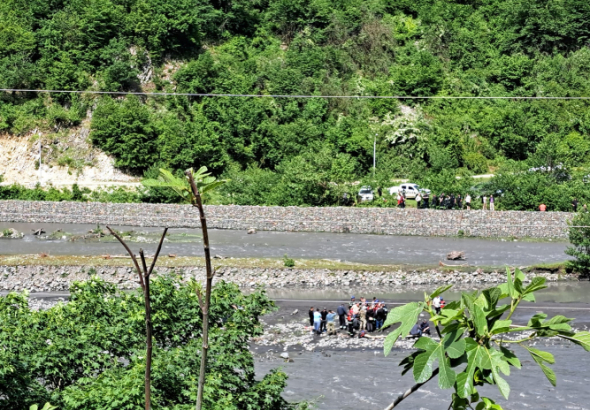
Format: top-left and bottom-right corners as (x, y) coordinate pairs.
(255, 344), (590, 410)
(0, 222), (570, 266)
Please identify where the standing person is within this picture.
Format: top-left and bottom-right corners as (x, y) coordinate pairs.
(482, 195), (488, 211)
(457, 194), (462, 210)
(347, 311), (356, 337)
(375, 303), (386, 330)
(431, 194), (438, 209)
(366, 305), (375, 332)
(320, 307), (328, 333)
(349, 296), (356, 309)
(439, 193), (445, 210)
(432, 296), (442, 315)
(489, 195), (495, 211)
(309, 307), (315, 327)
(313, 309), (322, 335)
(539, 203), (547, 212)
(449, 194), (455, 210)
(416, 192), (422, 209)
(359, 305), (367, 331)
(572, 198), (579, 212)
(377, 187), (383, 197)
(337, 304), (347, 329)
(326, 310), (337, 335)
(465, 193), (472, 210)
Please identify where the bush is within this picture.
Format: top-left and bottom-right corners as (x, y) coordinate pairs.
(0, 276), (298, 410)
(566, 211), (590, 275)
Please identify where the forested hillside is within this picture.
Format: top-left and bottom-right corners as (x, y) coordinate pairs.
(2, 0), (590, 210)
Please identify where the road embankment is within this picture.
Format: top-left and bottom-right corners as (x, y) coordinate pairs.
(0, 200), (572, 238)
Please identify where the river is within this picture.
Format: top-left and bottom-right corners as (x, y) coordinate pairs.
(0, 222), (570, 267)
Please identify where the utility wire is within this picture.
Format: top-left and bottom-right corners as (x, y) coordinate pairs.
(2, 88), (590, 99)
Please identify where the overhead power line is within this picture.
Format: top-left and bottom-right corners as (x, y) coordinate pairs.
(1, 88), (590, 100)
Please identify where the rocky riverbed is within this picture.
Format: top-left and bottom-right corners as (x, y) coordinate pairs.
(0, 264), (576, 292)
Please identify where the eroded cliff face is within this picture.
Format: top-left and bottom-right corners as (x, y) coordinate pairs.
(0, 126), (138, 188)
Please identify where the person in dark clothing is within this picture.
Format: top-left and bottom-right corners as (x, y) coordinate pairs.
(378, 187), (383, 197)
(457, 194), (462, 210)
(420, 320), (431, 335)
(309, 307), (314, 327)
(409, 322), (422, 338)
(320, 307), (328, 333)
(431, 195), (438, 208)
(375, 304), (386, 330)
(573, 198), (579, 212)
(366, 306), (375, 332)
(450, 194), (455, 209)
(337, 304), (347, 329)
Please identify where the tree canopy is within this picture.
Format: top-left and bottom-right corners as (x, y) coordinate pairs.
(2, 0), (590, 208)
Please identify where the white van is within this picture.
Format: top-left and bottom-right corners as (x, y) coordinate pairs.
(388, 183), (430, 199)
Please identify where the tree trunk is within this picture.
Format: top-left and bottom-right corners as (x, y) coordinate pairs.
(185, 170), (214, 410)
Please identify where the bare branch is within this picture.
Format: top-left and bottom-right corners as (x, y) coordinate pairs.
(148, 227), (169, 277)
(139, 249), (149, 279)
(383, 369), (438, 410)
(107, 225), (145, 290)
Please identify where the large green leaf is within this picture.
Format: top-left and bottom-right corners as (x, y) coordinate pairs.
(472, 304), (488, 337)
(524, 346), (556, 386)
(530, 353), (557, 387)
(413, 332), (464, 389)
(490, 320), (512, 335)
(383, 302), (424, 356)
(430, 285), (453, 299)
(567, 331), (590, 351)
(523, 277), (547, 295)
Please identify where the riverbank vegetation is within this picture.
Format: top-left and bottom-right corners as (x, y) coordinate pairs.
(2, 0), (590, 210)
(0, 276), (300, 410)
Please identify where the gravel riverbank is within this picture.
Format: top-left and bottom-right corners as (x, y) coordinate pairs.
(0, 264), (577, 292)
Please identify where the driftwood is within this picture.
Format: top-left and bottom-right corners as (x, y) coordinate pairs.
(446, 251), (466, 260)
(32, 228), (46, 236)
(439, 261), (469, 267)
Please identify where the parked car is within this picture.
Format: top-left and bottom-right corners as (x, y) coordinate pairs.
(388, 183), (430, 199)
(358, 186), (374, 202)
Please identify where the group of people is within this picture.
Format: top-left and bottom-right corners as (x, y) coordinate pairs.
(308, 296), (389, 338)
(395, 189), (497, 211)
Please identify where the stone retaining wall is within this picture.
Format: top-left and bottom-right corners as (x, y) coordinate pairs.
(0, 200), (572, 238)
(0, 265), (573, 293)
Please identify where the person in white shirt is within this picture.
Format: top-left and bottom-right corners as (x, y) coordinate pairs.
(465, 194), (471, 210)
(432, 296), (442, 314)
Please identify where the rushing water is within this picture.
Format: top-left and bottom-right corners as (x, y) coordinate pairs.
(0, 222), (570, 266)
(255, 344), (590, 410)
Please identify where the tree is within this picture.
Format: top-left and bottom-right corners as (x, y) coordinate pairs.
(142, 166), (226, 410)
(0, 277), (295, 410)
(566, 211), (590, 275)
(382, 268), (590, 410)
(105, 226), (168, 410)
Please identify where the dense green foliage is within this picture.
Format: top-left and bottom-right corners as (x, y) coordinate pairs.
(383, 270), (590, 410)
(566, 211), (590, 275)
(0, 276), (299, 410)
(2, 0), (590, 209)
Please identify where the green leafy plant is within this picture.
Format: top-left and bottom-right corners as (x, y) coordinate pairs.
(382, 268), (590, 410)
(283, 254), (295, 268)
(566, 211), (590, 275)
(142, 167), (226, 204)
(0, 277), (295, 410)
(29, 404), (56, 410)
